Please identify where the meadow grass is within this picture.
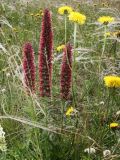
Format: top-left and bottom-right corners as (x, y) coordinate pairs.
(0, 0), (120, 159)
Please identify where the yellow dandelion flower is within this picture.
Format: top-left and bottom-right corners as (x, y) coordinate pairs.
(116, 31), (120, 38)
(110, 122), (119, 129)
(56, 45), (65, 52)
(105, 32), (111, 37)
(58, 6), (73, 15)
(34, 13), (41, 17)
(98, 16), (115, 25)
(112, 31), (117, 37)
(102, 3), (105, 7)
(68, 11), (86, 25)
(66, 107), (74, 116)
(104, 76), (120, 88)
(112, 31), (120, 38)
(30, 13), (34, 16)
(12, 28), (18, 32)
(93, 4), (97, 7)
(39, 10), (43, 16)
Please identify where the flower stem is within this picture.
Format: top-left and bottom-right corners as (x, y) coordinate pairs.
(102, 25), (107, 57)
(73, 23), (77, 52)
(65, 14), (67, 44)
(99, 25), (107, 75)
(72, 23), (77, 106)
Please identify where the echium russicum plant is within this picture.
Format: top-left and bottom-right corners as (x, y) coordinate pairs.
(23, 42), (36, 93)
(38, 9), (53, 97)
(60, 43), (72, 100)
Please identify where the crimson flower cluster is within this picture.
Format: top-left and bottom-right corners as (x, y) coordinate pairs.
(23, 42), (36, 93)
(60, 43), (72, 100)
(38, 9), (53, 97)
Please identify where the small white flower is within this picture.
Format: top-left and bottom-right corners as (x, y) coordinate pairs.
(116, 110), (120, 116)
(1, 88), (6, 93)
(0, 128), (5, 137)
(84, 147), (96, 154)
(0, 125), (7, 152)
(6, 73), (10, 77)
(99, 101), (104, 105)
(103, 150), (111, 157)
